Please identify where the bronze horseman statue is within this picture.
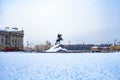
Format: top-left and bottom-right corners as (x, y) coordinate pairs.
(46, 33), (67, 52)
(55, 33), (63, 45)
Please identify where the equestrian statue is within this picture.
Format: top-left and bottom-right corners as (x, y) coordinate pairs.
(55, 33), (63, 45)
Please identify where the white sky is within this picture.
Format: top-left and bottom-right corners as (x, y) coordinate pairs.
(0, 0), (120, 45)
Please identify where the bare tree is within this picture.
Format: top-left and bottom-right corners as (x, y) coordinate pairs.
(46, 40), (51, 50)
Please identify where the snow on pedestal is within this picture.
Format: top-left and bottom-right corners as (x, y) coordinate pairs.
(46, 44), (68, 52)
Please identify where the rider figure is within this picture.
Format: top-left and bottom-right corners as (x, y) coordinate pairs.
(55, 33), (63, 45)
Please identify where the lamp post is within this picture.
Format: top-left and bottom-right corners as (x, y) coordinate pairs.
(114, 39), (117, 46)
(27, 41), (29, 51)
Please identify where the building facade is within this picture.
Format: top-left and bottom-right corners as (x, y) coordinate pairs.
(0, 29), (24, 51)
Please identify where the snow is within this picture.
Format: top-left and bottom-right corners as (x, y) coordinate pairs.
(0, 52), (120, 80)
(0, 27), (18, 32)
(91, 46), (98, 48)
(46, 44), (68, 52)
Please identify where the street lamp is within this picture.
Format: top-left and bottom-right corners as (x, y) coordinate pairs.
(114, 39), (117, 46)
(27, 41), (29, 51)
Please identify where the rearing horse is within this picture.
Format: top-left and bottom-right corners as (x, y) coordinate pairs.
(55, 34), (63, 45)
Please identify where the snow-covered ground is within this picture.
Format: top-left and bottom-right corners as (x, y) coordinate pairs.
(0, 52), (120, 80)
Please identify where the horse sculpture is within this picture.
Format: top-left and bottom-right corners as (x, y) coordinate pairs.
(55, 34), (63, 45)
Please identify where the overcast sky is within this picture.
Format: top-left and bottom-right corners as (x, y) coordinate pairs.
(0, 0), (120, 45)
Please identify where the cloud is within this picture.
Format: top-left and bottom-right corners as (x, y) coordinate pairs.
(0, 0), (120, 45)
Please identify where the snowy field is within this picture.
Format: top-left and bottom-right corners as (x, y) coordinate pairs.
(0, 52), (120, 80)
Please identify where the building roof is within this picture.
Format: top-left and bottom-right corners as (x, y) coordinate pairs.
(0, 27), (19, 32)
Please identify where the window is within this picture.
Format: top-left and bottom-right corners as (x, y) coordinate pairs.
(1, 35), (4, 44)
(5, 35), (9, 45)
